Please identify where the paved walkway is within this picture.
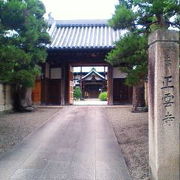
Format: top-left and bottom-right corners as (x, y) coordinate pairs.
(73, 98), (107, 106)
(0, 106), (131, 180)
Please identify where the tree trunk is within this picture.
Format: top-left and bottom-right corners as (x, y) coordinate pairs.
(156, 14), (168, 28)
(13, 85), (33, 112)
(132, 83), (146, 112)
(21, 87), (32, 107)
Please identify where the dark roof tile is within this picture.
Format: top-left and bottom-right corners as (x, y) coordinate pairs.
(48, 20), (121, 50)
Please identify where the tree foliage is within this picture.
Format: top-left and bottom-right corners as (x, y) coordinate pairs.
(0, 0), (50, 87)
(109, 0), (180, 32)
(73, 87), (82, 100)
(98, 92), (107, 101)
(106, 0), (179, 86)
(106, 33), (148, 85)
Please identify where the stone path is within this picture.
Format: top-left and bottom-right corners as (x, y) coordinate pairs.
(0, 106), (131, 180)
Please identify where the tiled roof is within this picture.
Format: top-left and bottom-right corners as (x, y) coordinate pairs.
(81, 68), (106, 80)
(47, 20), (122, 50)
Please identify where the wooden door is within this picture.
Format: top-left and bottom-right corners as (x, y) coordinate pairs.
(107, 65), (113, 105)
(32, 79), (41, 104)
(48, 80), (61, 105)
(85, 84), (101, 98)
(113, 78), (130, 104)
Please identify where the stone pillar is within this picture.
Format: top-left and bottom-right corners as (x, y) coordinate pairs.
(107, 65), (113, 105)
(148, 30), (179, 180)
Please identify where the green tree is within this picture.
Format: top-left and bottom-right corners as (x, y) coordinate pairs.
(99, 92), (107, 101)
(73, 87), (82, 100)
(0, 0), (50, 111)
(106, 0), (179, 111)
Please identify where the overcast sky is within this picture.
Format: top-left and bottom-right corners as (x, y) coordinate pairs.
(41, 0), (119, 20)
(73, 66), (108, 73)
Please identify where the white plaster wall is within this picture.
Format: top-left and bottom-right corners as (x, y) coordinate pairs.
(113, 67), (127, 78)
(0, 83), (13, 112)
(0, 84), (4, 111)
(5, 84), (13, 110)
(50, 68), (62, 79)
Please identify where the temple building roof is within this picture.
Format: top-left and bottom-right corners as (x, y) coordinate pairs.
(80, 68), (106, 81)
(47, 19), (122, 50)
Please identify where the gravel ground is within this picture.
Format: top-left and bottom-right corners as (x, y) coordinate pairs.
(0, 108), (60, 155)
(106, 106), (149, 180)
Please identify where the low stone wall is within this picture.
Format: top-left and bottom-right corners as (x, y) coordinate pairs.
(0, 83), (13, 112)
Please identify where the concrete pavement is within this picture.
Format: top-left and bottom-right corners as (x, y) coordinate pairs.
(73, 98), (107, 106)
(0, 106), (131, 180)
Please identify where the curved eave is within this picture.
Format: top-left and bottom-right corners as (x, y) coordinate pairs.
(47, 46), (114, 52)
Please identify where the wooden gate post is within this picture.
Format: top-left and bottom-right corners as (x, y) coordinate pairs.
(148, 30), (179, 180)
(61, 64), (66, 105)
(108, 65), (113, 105)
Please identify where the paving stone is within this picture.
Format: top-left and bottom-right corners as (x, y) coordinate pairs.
(96, 161), (131, 180)
(68, 161), (95, 180)
(39, 161), (70, 179)
(10, 169), (43, 180)
(23, 156), (49, 169)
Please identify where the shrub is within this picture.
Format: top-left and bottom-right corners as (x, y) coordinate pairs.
(99, 91), (107, 101)
(73, 87), (82, 100)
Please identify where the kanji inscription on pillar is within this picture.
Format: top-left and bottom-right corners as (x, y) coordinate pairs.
(161, 59), (175, 126)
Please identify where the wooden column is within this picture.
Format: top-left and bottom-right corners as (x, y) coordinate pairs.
(80, 66), (83, 98)
(107, 65), (113, 105)
(41, 63), (49, 105)
(61, 63), (66, 105)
